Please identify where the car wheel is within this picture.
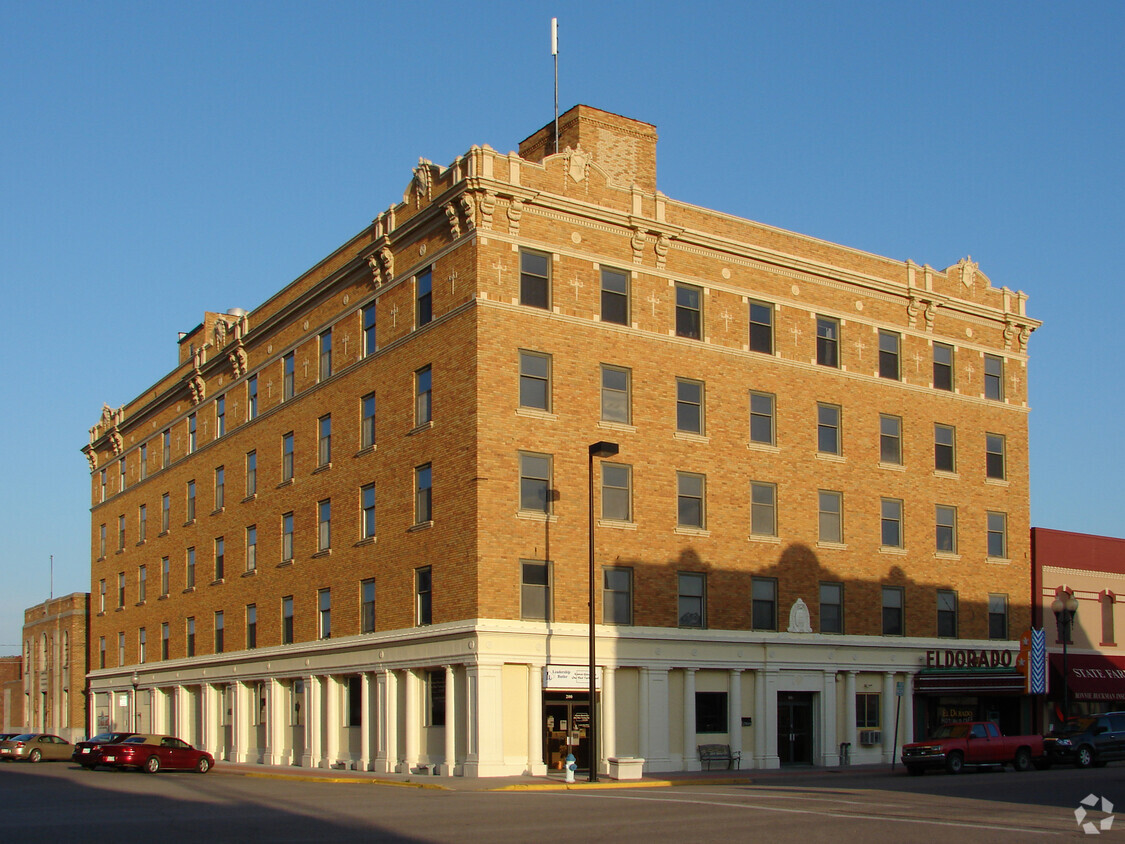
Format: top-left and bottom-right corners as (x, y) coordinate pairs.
(195, 756), (211, 774)
(28, 749), (42, 763)
(1076, 746), (1095, 768)
(906, 764), (925, 776)
(144, 755), (161, 774)
(945, 751), (965, 774)
(1013, 748), (1033, 772)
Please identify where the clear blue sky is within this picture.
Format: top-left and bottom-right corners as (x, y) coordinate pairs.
(1, 1), (1121, 653)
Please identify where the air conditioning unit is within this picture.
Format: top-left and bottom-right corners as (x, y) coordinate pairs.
(859, 730), (882, 746)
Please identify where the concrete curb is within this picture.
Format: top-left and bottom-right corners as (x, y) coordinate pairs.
(490, 776), (753, 791)
(218, 768), (448, 789)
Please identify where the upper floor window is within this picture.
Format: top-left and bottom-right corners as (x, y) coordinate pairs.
(819, 491), (843, 544)
(246, 605), (257, 649)
(678, 572), (706, 628)
(817, 403), (841, 455)
(140, 443), (147, 480)
(519, 351), (551, 412)
(248, 375), (258, 420)
(416, 566), (433, 625)
(361, 579), (376, 633)
(601, 267), (629, 325)
(987, 511), (1008, 559)
(363, 303), (377, 356)
(750, 482), (777, 538)
(882, 586), (904, 636)
(281, 511), (294, 563)
(677, 472), (706, 529)
(676, 378), (704, 434)
(245, 450), (257, 497)
(601, 463), (632, 523)
(100, 469), (106, 502)
(752, 577), (778, 631)
(416, 267), (433, 327)
(318, 588), (331, 638)
(520, 560), (551, 621)
(748, 301), (773, 354)
(603, 567), (633, 625)
(520, 250), (550, 309)
(361, 484), (376, 539)
(214, 466), (224, 510)
(186, 480), (196, 522)
(319, 328), (332, 381)
(281, 597), (294, 644)
(361, 393), (376, 448)
(415, 464), (433, 524)
(935, 424), (956, 473)
(282, 432), (294, 482)
(749, 391), (775, 446)
(161, 492), (170, 532)
(213, 537), (224, 581)
(415, 366), (432, 426)
(879, 415), (902, 465)
(986, 433), (1006, 480)
(215, 395), (226, 437)
(188, 414), (197, 453)
(162, 429), (171, 468)
(214, 611), (224, 654)
(984, 354), (1004, 400)
(317, 499), (331, 552)
(881, 498), (903, 548)
(816, 317), (839, 367)
(937, 589), (958, 638)
(935, 505), (957, 553)
(519, 453), (553, 514)
(246, 525), (257, 571)
(675, 283), (702, 339)
(283, 352), (295, 401)
(318, 415), (331, 466)
(820, 582), (843, 633)
(933, 343), (954, 391)
(878, 331), (900, 380)
(119, 458), (126, 493)
(601, 365), (631, 424)
(988, 594), (1008, 640)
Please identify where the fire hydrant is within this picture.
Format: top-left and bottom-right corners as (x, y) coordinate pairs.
(564, 753), (576, 783)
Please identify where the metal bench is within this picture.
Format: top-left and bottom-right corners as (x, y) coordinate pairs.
(697, 743), (741, 770)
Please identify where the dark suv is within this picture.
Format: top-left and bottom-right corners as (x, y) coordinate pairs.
(1045, 712), (1125, 768)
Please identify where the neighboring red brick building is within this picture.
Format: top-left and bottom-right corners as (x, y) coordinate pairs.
(0, 655), (24, 733)
(82, 105), (1039, 776)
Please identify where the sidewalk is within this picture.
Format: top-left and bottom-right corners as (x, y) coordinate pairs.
(213, 760), (892, 792)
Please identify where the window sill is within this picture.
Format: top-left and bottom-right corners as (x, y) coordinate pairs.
(985, 477), (1010, 487)
(276, 560), (293, 569)
(747, 442), (780, 453)
(877, 462), (906, 472)
(934, 552), (962, 561)
(355, 445), (378, 458)
(157, 595), (168, 601)
(210, 578), (225, 586)
(407, 421), (434, 436)
(748, 534), (781, 544)
(408, 520), (434, 533)
(598, 519), (637, 531)
(879, 546), (908, 555)
(115, 549), (125, 555)
(816, 541), (847, 551)
(517, 511), (557, 523)
(598, 420), (637, 433)
(115, 606), (124, 612)
(183, 519), (195, 527)
(243, 568), (260, 577)
(815, 452), (845, 463)
(313, 463), (332, 475)
(135, 540), (146, 547)
(182, 587), (195, 594)
(933, 470), (959, 480)
(97, 555), (106, 562)
(96, 611), (105, 617)
(241, 494), (257, 503)
(211, 507), (224, 516)
(986, 556), (1011, 565)
(675, 526), (711, 537)
(312, 549), (331, 559)
(134, 601), (146, 607)
(673, 431), (709, 444)
(158, 531), (169, 538)
(277, 478), (294, 489)
(354, 537), (377, 547)
(516, 408), (557, 422)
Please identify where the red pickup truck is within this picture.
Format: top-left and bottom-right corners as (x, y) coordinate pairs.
(900, 721), (1047, 775)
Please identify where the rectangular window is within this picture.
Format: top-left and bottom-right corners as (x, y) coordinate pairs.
(881, 498), (903, 548)
(748, 301), (773, 354)
(118, 632), (125, 666)
(246, 451), (257, 496)
(246, 604), (257, 649)
(162, 429), (171, 468)
(186, 480), (196, 522)
(935, 424), (956, 473)
(100, 469), (106, 502)
(416, 267), (432, 326)
(750, 482), (777, 537)
(119, 458), (126, 492)
(857, 693), (880, 729)
(361, 484), (376, 539)
(984, 354), (1004, 400)
(678, 572), (705, 628)
(319, 328), (332, 380)
(677, 471), (706, 529)
(248, 375), (258, 420)
(140, 443), (147, 480)
(318, 499), (331, 551)
(188, 414), (196, 453)
(214, 536), (224, 581)
(161, 557), (169, 596)
(749, 391), (775, 446)
(882, 586), (904, 636)
(361, 578), (376, 633)
(345, 676), (363, 727)
(99, 524), (106, 558)
(819, 491), (842, 543)
(282, 432), (294, 482)
(519, 352), (551, 411)
(318, 588), (331, 638)
(282, 596), (294, 644)
(696, 691), (727, 734)
(161, 623), (169, 660)
(676, 378), (704, 434)
(281, 513), (294, 562)
(600, 267), (629, 325)
(186, 617), (195, 657)
(138, 504), (146, 542)
(520, 250), (550, 309)
(185, 548), (195, 589)
(935, 505), (957, 553)
(1103, 594), (1116, 646)
(519, 452), (552, 514)
(601, 364), (631, 424)
(118, 514), (125, 550)
(138, 565), (147, 603)
(216, 394), (226, 437)
(987, 511), (1008, 558)
(675, 283), (702, 339)
(415, 463), (432, 524)
(214, 611), (224, 654)
(416, 566), (433, 625)
(988, 594), (1008, 639)
(214, 466), (224, 510)
(752, 577), (777, 630)
(99, 636), (106, 669)
(427, 671), (446, 727)
(933, 343), (954, 391)
(99, 578), (106, 613)
(318, 415), (331, 466)
(361, 393), (376, 448)
(363, 303), (377, 356)
(415, 365), (432, 426)
(986, 433), (1006, 480)
(118, 571), (126, 606)
(246, 525), (257, 571)
(283, 352), (295, 400)
(601, 463), (632, 522)
(817, 403), (841, 454)
(879, 415), (902, 465)
(602, 567), (633, 625)
(816, 317), (839, 367)
(937, 589), (958, 638)
(820, 582), (843, 634)
(878, 330), (900, 380)
(520, 560), (551, 621)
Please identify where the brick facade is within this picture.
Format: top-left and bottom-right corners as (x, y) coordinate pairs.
(20, 593), (89, 741)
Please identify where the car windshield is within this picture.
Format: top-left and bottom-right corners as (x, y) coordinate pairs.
(122, 736), (148, 744)
(12, 734), (35, 741)
(1054, 717), (1098, 735)
(928, 724), (970, 739)
(88, 733), (115, 743)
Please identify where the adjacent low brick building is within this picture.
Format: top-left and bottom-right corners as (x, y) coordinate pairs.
(0, 655), (24, 734)
(20, 593), (89, 742)
(82, 105), (1039, 776)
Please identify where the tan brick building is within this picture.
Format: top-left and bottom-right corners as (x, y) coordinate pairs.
(20, 593), (89, 741)
(83, 106), (1039, 776)
(0, 655), (24, 733)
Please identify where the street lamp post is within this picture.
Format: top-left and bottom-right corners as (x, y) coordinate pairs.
(588, 440), (619, 783)
(1051, 592), (1079, 724)
(131, 671), (140, 732)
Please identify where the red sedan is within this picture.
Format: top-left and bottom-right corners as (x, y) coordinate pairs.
(93, 734), (213, 773)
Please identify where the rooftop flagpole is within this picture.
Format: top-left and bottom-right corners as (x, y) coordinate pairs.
(551, 18), (559, 154)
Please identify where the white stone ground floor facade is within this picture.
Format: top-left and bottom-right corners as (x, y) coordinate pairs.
(86, 621), (1031, 776)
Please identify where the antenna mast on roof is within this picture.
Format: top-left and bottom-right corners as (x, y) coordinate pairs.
(551, 17), (559, 154)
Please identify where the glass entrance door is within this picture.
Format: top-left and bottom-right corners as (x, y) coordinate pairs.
(777, 692), (814, 765)
(544, 693), (591, 772)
